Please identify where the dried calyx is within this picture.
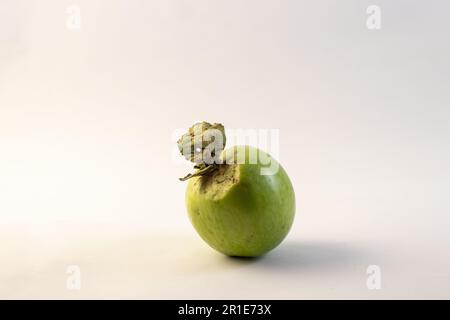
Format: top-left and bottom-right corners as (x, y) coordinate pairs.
(177, 122), (226, 181)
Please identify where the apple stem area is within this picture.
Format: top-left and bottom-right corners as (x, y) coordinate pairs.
(177, 121), (226, 182)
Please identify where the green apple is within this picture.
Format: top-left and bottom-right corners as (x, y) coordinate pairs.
(185, 145), (295, 257)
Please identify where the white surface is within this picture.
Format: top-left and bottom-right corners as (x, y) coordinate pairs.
(1, 0), (450, 299)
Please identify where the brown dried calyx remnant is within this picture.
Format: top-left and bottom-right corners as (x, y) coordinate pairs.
(195, 162), (239, 200)
(177, 121), (227, 181)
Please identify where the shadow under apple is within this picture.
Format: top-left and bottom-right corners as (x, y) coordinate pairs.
(220, 240), (366, 272)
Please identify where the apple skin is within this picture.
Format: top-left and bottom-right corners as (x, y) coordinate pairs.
(186, 146), (295, 257)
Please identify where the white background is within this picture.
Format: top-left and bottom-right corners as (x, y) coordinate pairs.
(1, 0), (450, 298)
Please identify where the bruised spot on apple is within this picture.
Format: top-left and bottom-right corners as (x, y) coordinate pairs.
(178, 123), (296, 257)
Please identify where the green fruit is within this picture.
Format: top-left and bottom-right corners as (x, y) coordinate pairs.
(186, 146), (295, 257)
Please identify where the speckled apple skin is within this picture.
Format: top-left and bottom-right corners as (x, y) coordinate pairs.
(186, 146), (296, 257)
